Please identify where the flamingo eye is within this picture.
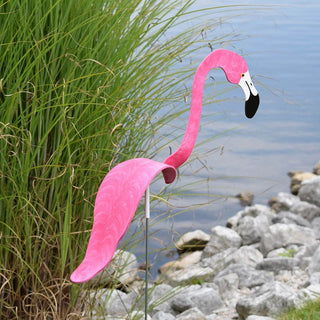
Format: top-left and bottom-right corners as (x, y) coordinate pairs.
(241, 73), (245, 77)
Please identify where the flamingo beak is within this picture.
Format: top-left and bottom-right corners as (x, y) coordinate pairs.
(238, 71), (260, 118)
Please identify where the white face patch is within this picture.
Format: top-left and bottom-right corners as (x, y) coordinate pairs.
(238, 71), (258, 101)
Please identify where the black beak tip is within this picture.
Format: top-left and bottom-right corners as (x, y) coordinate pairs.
(245, 94), (260, 119)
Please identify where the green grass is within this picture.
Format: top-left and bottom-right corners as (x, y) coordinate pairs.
(278, 298), (320, 320)
(0, 0), (254, 318)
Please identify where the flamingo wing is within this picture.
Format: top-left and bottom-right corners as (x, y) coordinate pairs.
(70, 158), (176, 283)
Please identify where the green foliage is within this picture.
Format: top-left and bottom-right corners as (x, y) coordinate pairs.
(0, 0), (244, 318)
(279, 249), (296, 258)
(278, 298), (320, 320)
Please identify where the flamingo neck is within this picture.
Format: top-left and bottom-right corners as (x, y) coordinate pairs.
(163, 50), (236, 170)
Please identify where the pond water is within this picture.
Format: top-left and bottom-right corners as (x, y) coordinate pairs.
(128, 0), (320, 275)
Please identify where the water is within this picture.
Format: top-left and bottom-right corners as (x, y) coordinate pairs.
(128, 1), (320, 276)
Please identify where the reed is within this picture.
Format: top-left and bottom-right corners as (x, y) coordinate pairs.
(0, 0), (245, 318)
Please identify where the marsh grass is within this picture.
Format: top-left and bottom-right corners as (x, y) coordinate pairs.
(0, 0), (253, 318)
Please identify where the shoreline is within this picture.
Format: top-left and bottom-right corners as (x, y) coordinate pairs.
(82, 161), (320, 320)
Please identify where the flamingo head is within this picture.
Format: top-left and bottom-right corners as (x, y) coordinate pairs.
(212, 49), (260, 119)
(238, 71), (260, 119)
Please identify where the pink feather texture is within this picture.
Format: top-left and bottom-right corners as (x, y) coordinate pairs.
(70, 49), (257, 283)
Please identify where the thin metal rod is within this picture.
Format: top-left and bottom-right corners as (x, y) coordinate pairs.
(144, 186), (150, 320)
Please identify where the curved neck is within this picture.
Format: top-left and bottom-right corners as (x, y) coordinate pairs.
(163, 50), (231, 169)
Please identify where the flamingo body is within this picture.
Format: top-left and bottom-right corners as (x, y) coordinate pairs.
(71, 49), (260, 283)
(70, 158), (176, 283)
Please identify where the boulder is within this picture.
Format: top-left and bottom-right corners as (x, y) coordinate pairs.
(272, 211), (311, 228)
(91, 250), (138, 287)
(260, 223), (317, 255)
(288, 171), (317, 195)
(152, 311), (175, 320)
(202, 246), (263, 275)
(236, 214), (270, 245)
(160, 264), (214, 286)
(247, 316), (276, 320)
(307, 245), (320, 275)
(256, 257), (300, 274)
(176, 230), (210, 254)
(215, 263), (273, 289)
(176, 307), (206, 320)
(202, 226), (242, 258)
(213, 273), (239, 302)
(298, 176), (320, 207)
(270, 192), (320, 221)
(236, 281), (299, 319)
(159, 251), (202, 274)
(313, 161), (320, 175)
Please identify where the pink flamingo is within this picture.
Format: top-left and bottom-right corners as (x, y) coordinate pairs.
(70, 49), (259, 283)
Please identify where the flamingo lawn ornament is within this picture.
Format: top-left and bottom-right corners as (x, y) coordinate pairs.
(71, 49), (259, 286)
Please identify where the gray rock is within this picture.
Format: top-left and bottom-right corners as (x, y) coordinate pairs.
(260, 223), (317, 255)
(202, 246), (263, 276)
(171, 295), (193, 313)
(176, 230), (210, 254)
(289, 171), (317, 195)
(149, 283), (175, 315)
(160, 264), (214, 286)
(256, 257), (300, 274)
(272, 211), (311, 228)
(236, 281), (299, 319)
(188, 287), (223, 315)
(298, 176), (320, 207)
(91, 250), (138, 287)
(307, 245), (320, 275)
(312, 217), (320, 236)
(176, 307), (206, 320)
(308, 272), (320, 285)
(271, 192), (320, 221)
(313, 161), (320, 175)
(89, 289), (136, 317)
(152, 311), (175, 320)
(214, 273), (239, 302)
(215, 263), (273, 289)
(298, 284), (320, 302)
(236, 214), (270, 245)
(202, 226), (242, 258)
(129, 311), (152, 320)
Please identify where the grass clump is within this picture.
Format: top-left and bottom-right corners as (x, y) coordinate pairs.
(0, 0), (246, 318)
(278, 298), (320, 320)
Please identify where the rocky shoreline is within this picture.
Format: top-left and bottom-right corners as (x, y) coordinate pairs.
(84, 161), (320, 320)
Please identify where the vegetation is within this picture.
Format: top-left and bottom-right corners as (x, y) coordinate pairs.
(0, 0), (245, 318)
(278, 298), (320, 320)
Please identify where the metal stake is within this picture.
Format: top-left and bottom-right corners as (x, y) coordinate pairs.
(144, 186), (150, 320)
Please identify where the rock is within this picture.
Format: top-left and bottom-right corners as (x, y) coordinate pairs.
(288, 171), (317, 195)
(236, 192), (254, 206)
(236, 214), (270, 245)
(91, 250), (138, 287)
(129, 311), (152, 320)
(152, 311), (175, 320)
(160, 264), (214, 286)
(236, 281), (299, 319)
(202, 246), (263, 277)
(215, 263), (273, 289)
(298, 284), (320, 303)
(176, 230), (210, 254)
(272, 211), (311, 228)
(270, 192), (320, 221)
(88, 288), (136, 317)
(202, 226), (242, 258)
(171, 295), (193, 313)
(176, 307), (206, 320)
(256, 257), (300, 274)
(313, 161), (320, 175)
(159, 251), (202, 274)
(307, 245), (320, 275)
(214, 273), (239, 302)
(308, 272), (320, 285)
(298, 176), (320, 207)
(260, 223), (317, 255)
(149, 283), (174, 315)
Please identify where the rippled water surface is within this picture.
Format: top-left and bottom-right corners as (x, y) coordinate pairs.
(128, 1), (320, 272)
